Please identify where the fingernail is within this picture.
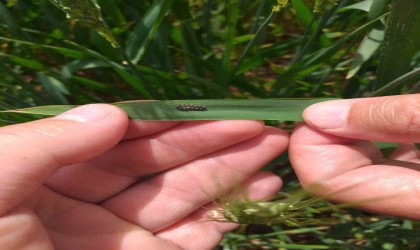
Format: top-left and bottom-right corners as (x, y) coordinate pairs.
(55, 104), (113, 123)
(303, 100), (350, 129)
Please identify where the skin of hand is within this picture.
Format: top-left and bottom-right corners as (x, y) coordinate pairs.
(289, 94), (420, 219)
(0, 104), (289, 250)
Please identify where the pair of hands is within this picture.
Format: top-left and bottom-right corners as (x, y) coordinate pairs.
(0, 94), (418, 249)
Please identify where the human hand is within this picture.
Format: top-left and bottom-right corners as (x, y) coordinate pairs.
(0, 104), (288, 250)
(289, 94), (420, 219)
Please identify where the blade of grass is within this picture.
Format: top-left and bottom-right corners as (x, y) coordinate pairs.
(96, 0), (126, 24)
(290, 0), (334, 64)
(249, 0), (269, 34)
(232, 11), (276, 75)
(64, 41), (154, 98)
(368, 0), (390, 20)
(235, 37), (302, 75)
(272, 13), (387, 94)
(37, 73), (70, 104)
(0, 36), (86, 59)
(370, 67), (420, 96)
(171, 6), (206, 78)
(1, 98), (335, 121)
(214, 0), (240, 95)
(339, 0), (373, 12)
(409, 81), (420, 94)
(346, 26), (385, 79)
(125, 0), (173, 64)
(0, 52), (45, 71)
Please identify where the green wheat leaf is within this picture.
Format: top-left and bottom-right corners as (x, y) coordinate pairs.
(1, 98), (335, 121)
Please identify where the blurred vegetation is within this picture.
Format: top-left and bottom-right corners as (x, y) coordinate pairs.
(1, 0), (420, 249)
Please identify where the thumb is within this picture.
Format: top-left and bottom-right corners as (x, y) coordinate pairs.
(0, 104), (128, 214)
(302, 94), (420, 143)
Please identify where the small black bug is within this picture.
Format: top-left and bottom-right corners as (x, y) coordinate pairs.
(176, 104), (208, 111)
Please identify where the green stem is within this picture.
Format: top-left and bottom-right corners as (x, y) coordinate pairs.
(370, 67), (420, 96)
(232, 11), (276, 75)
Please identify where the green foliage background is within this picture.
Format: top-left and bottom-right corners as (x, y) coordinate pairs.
(1, 0), (420, 249)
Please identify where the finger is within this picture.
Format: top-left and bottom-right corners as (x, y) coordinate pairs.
(290, 123), (420, 219)
(389, 143), (420, 162)
(303, 94), (420, 143)
(289, 123), (383, 185)
(101, 127), (288, 232)
(94, 120), (266, 176)
(0, 104), (128, 215)
(155, 172), (282, 250)
(23, 187), (179, 250)
(45, 120), (266, 202)
(123, 120), (180, 140)
(0, 208), (53, 249)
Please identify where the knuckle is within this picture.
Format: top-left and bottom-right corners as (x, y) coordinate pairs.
(390, 98), (420, 137)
